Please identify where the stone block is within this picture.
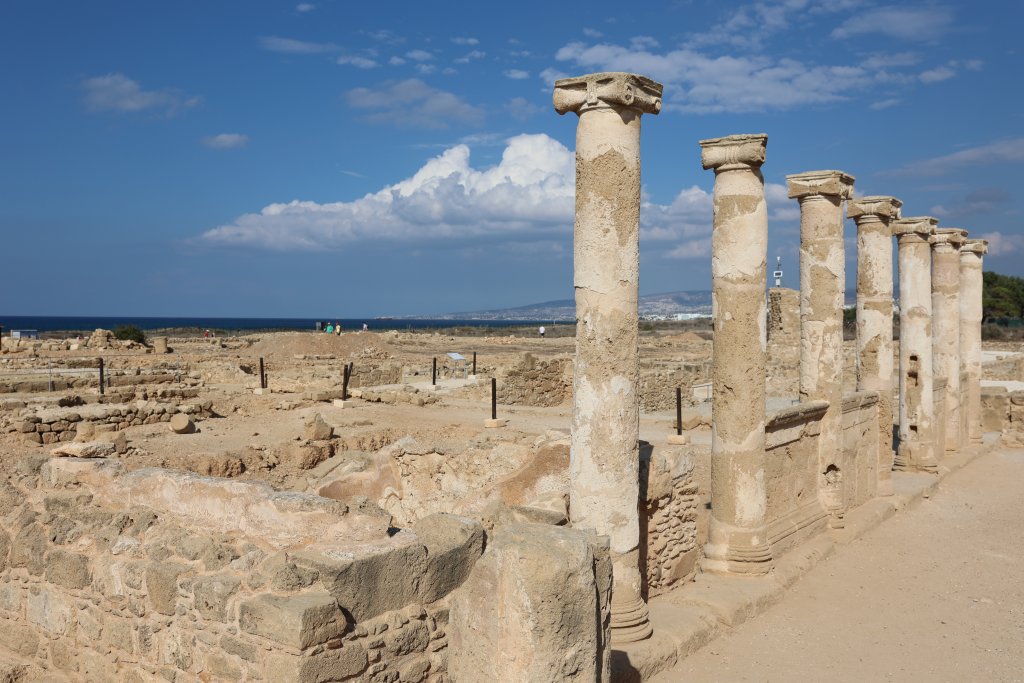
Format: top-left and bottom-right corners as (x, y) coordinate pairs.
(192, 575), (241, 622)
(412, 514), (485, 604)
(0, 617), (38, 656)
(448, 523), (606, 682)
(43, 549), (92, 589)
(206, 652), (243, 681)
(27, 587), (72, 635)
(293, 532), (427, 622)
(266, 644), (369, 683)
(239, 592), (348, 650)
(10, 523), (47, 575)
(169, 414), (195, 434)
(305, 413), (335, 441)
(145, 562), (189, 616)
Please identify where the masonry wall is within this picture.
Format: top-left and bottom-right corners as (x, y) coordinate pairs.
(0, 459), (486, 682)
(641, 448), (702, 596)
(841, 391), (880, 508)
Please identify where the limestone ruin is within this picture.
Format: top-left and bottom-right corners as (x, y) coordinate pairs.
(0, 69), (1008, 682)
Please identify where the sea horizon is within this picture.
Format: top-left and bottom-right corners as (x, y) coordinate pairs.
(0, 315), (568, 335)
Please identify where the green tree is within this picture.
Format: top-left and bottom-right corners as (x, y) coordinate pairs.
(113, 324), (146, 344)
(983, 271), (1024, 321)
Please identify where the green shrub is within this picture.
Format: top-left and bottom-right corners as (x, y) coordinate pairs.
(113, 324), (146, 344)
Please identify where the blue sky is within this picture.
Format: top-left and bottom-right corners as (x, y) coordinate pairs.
(2, 0), (1022, 317)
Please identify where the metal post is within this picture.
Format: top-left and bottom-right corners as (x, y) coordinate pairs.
(259, 357), (266, 389)
(98, 358), (105, 395)
(342, 364), (350, 401)
(676, 387), (683, 436)
(491, 377), (497, 420)
(473, 351), (477, 375)
(432, 357), (437, 386)
(47, 362), (53, 392)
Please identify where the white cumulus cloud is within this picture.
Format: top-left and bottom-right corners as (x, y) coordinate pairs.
(199, 134), (576, 250)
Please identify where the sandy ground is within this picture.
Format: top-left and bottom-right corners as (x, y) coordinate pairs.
(654, 448), (1024, 683)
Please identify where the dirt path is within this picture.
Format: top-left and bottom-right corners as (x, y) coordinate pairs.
(655, 449), (1024, 683)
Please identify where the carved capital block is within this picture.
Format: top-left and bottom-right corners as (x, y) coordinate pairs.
(848, 195), (902, 222)
(552, 71), (663, 116)
(892, 216), (938, 239)
(699, 133), (768, 172)
(786, 170), (855, 200)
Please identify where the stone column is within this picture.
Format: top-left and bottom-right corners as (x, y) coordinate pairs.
(553, 71), (662, 644)
(700, 134), (772, 575)
(932, 228), (968, 452)
(960, 239), (988, 445)
(787, 171), (854, 524)
(848, 196), (902, 496)
(892, 217), (939, 472)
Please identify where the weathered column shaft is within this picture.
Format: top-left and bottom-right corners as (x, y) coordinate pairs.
(960, 239), (988, 444)
(701, 133), (772, 575)
(554, 71), (662, 644)
(849, 196), (902, 496)
(893, 217), (939, 472)
(932, 228), (968, 452)
(788, 171), (855, 521)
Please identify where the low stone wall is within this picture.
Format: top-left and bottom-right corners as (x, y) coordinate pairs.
(641, 448), (702, 596)
(981, 386), (1024, 445)
(841, 391), (880, 508)
(639, 361), (710, 412)
(764, 401), (829, 556)
(0, 459), (486, 682)
(495, 354), (571, 408)
(348, 362), (403, 389)
(12, 401), (215, 444)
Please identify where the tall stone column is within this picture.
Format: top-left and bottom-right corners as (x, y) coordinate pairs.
(700, 134), (772, 575)
(960, 239), (988, 445)
(787, 171), (854, 524)
(848, 196), (902, 496)
(892, 217), (939, 472)
(932, 228), (968, 452)
(553, 72), (662, 644)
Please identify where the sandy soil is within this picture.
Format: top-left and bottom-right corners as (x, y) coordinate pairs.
(655, 449), (1024, 683)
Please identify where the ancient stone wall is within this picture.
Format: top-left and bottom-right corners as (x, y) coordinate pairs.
(495, 354), (571, 408)
(981, 386), (1024, 445)
(639, 361), (710, 412)
(764, 401), (829, 556)
(9, 401), (214, 445)
(0, 459), (486, 682)
(767, 288), (800, 397)
(641, 448), (702, 596)
(841, 391), (880, 508)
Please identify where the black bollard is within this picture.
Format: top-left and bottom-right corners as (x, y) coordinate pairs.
(98, 358), (105, 396)
(676, 387), (683, 436)
(491, 377), (497, 420)
(342, 364), (350, 401)
(472, 351), (477, 375)
(259, 357), (266, 389)
(432, 357), (437, 386)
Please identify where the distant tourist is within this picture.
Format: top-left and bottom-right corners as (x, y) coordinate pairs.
(362, 323), (368, 332)
(325, 322), (334, 334)
(539, 325), (546, 338)
(335, 321), (342, 336)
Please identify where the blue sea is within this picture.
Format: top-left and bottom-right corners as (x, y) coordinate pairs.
(0, 316), (560, 335)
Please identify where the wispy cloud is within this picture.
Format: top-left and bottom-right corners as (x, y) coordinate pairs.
(367, 29), (404, 45)
(582, 28), (603, 38)
(405, 49), (433, 62)
(888, 138), (1024, 176)
(929, 187), (1010, 217)
(202, 133), (250, 149)
(831, 6), (954, 42)
(451, 37), (479, 46)
(295, 3), (315, 12)
(503, 69), (529, 80)
(919, 65), (955, 83)
(260, 36), (338, 54)
(870, 98), (901, 110)
(338, 55), (378, 68)
(979, 231), (1019, 256)
(344, 79), (484, 129)
(81, 74), (200, 115)
(506, 96), (542, 120)
(454, 50), (486, 64)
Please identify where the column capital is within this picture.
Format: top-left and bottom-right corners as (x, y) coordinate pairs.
(786, 170), (855, 200)
(961, 238), (989, 256)
(553, 72), (663, 116)
(892, 216), (938, 239)
(932, 227), (968, 251)
(848, 195), (902, 222)
(699, 133), (768, 172)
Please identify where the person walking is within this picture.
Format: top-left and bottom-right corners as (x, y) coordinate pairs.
(539, 325), (546, 338)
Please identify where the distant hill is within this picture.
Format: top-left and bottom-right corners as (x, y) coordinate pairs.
(442, 290), (714, 321)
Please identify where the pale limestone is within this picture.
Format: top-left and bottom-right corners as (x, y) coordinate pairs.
(932, 228), (968, 452)
(960, 239), (988, 444)
(787, 170), (855, 526)
(893, 216), (939, 472)
(848, 195), (902, 496)
(554, 71), (662, 643)
(700, 133), (772, 575)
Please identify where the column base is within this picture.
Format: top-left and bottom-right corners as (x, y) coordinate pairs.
(609, 589), (652, 644)
(703, 524), (773, 575)
(893, 441), (937, 473)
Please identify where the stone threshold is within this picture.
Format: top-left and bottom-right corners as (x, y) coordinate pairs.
(611, 436), (996, 683)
